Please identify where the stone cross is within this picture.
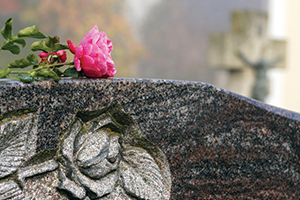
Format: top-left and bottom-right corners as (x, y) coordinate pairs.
(208, 10), (286, 100)
(237, 51), (282, 102)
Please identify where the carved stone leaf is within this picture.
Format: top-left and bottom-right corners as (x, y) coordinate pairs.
(0, 180), (26, 200)
(120, 147), (166, 200)
(0, 114), (35, 179)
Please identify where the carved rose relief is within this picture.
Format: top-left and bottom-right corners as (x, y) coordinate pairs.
(0, 102), (171, 200)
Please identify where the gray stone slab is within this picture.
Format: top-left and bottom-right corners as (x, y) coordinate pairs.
(0, 78), (300, 199)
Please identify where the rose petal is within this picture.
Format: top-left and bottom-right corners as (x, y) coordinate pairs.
(98, 32), (107, 44)
(90, 44), (102, 58)
(39, 52), (48, 63)
(81, 55), (95, 68)
(107, 39), (113, 53)
(83, 44), (94, 56)
(67, 40), (77, 54)
(92, 32), (101, 44)
(38, 51), (48, 59)
(82, 66), (103, 78)
(56, 50), (67, 63)
(80, 24), (99, 45)
(83, 53), (107, 78)
(74, 57), (81, 71)
(75, 45), (83, 58)
(97, 43), (109, 55)
(94, 52), (107, 71)
(105, 57), (116, 77)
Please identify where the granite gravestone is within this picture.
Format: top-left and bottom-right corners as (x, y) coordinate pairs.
(0, 78), (300, 199)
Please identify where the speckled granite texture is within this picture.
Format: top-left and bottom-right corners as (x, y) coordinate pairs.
(1, 78), (300, 199)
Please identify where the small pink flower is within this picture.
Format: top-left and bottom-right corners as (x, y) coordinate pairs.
(55, 50), (67, 63)
(38, 52), (48, 63)
(38, 50), (67, 65)
(67, 25), (116, 78)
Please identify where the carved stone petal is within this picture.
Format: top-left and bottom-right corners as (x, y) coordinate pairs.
(0, 180), (26, 200)
(79, 134), (121, 179)
(57, 167), (86, 200)
(120, 148), (166, 200)
(61, 118), (83, 164)
(79, 156), (120, 179)
(101, 185), (131, 200)
(76, 128), (109, 167)
(0, 115), (34, 179)
(73, 166), (118, 199)
(107, 134), (120, 163)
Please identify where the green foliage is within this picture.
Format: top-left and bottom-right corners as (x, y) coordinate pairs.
(0, 68), (11, 78)
(0, 18), (47, 55)
(8, 54), (39, 68)
(53, 68), (64, 76)
(35, 69), (60, 82)
(45, 36), (60, 48)
(0, 17), (87, 83)
(17, 25), (47, 39)
(50, 44), (69, 53)
(1, 18), (13, 40)
(63, 67), (82, 78)
(11, 37), (26, 48)
(17, 74), (34, 83)
(1, 42), (21, 54)
(30, 41), (50, 52)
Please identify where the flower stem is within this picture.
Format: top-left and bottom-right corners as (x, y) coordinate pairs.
(10, 71), (29, 74)
(9, 62), (74, 75)
(3, 77), (19, 80)
(47, 62), (74, 68)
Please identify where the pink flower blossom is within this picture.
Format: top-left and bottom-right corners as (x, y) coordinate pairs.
(67, 25), (116, 78)
(38, 50), (67, 64)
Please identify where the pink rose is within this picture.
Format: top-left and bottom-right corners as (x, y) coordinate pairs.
(38, 50), (67, 65)
(67, 25), (116, 78)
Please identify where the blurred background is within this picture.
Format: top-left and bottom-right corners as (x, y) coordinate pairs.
(1, 0), (300, 113)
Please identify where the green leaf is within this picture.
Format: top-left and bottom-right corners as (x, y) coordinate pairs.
(36, 69), (60, 82)
(11, 37), (26, 48)
(1, 42), (20, 55)
(8, 54), (38, 68)
(26, 54), (39, 64)
(17, 25), (46, 39)
(45, 36), (60, 48)
(17, 74), (34, 83)
(50, 44), (69, 53)
(53, 68), (63, 76)
(1, 18), (13, 40)
(30, 41), (50, 52)
(63, 67), (82, 78)
(0, 68), (11, 78)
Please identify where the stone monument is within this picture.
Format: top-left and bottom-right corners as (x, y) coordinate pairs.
(208, 10), (286, 100)
(0, 78), (300, 199)
(237, 51), (282, 102)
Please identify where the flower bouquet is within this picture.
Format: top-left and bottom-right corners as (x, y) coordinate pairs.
(0, 18), (116, 83)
